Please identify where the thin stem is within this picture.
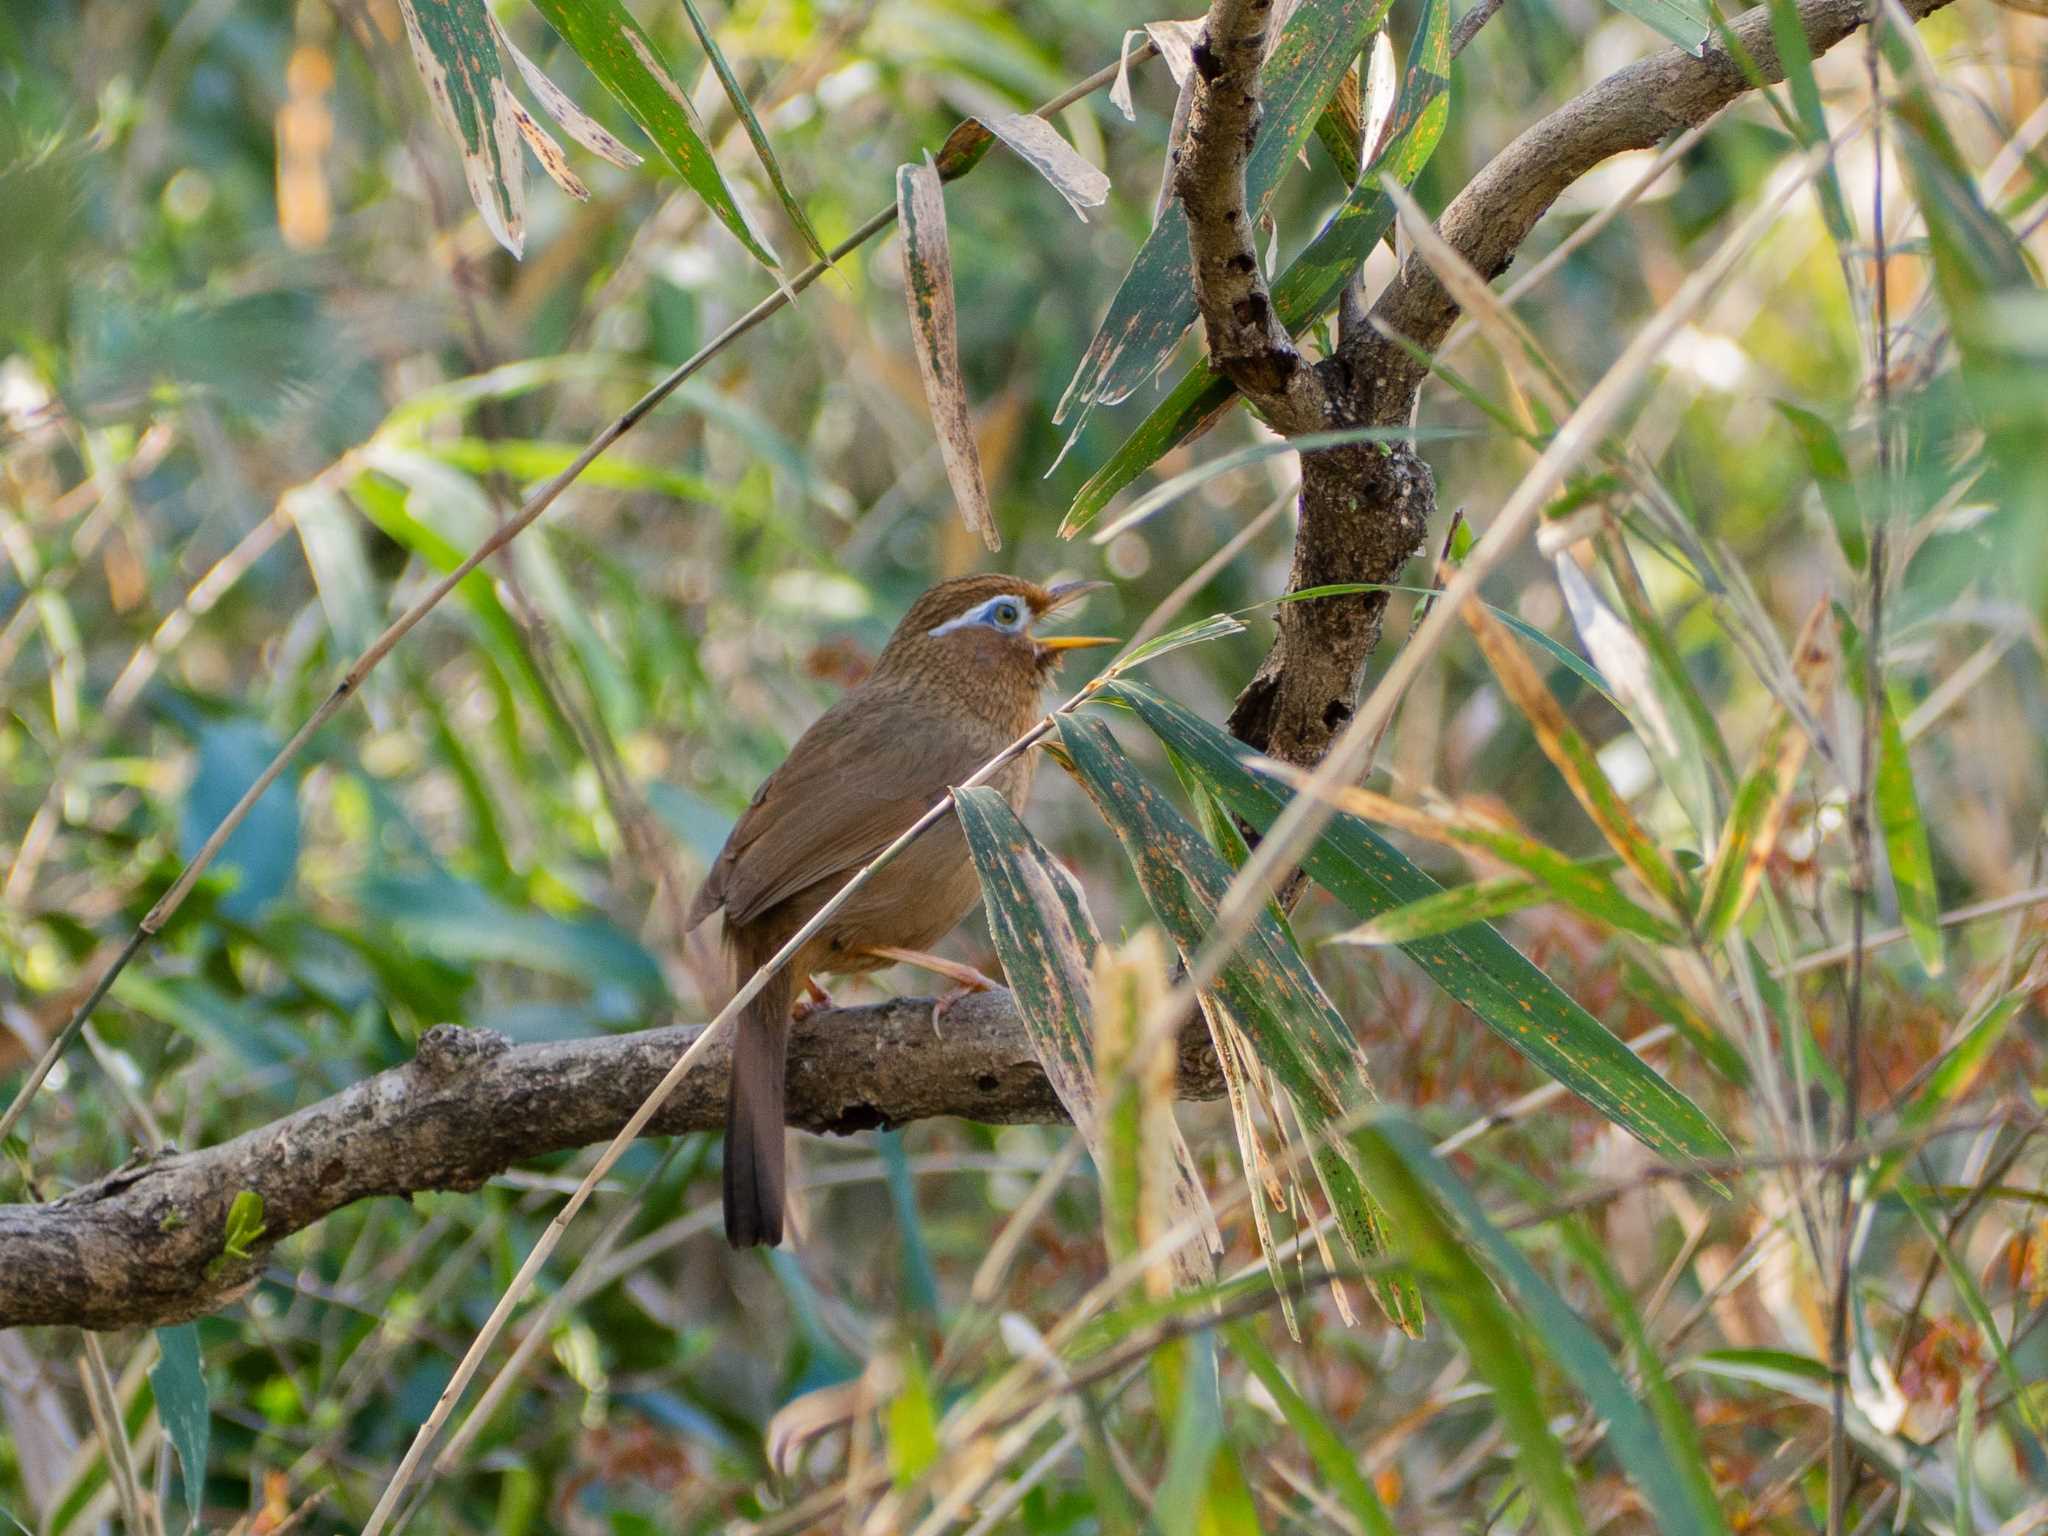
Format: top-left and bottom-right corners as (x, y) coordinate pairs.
(1829, 19), (1890, 1534)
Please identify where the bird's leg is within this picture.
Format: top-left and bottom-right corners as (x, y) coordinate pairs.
(790, 975), (835, 1023)
(859, 946), (1002, 1035)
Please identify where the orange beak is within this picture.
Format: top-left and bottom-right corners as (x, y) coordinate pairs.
(1035, 633), (1119, 652)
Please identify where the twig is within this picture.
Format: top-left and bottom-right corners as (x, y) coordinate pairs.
(1829, 17), (1891, 1531)
(1778, 883), (2048, 976)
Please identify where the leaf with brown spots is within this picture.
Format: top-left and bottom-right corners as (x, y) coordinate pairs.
(1056, 712), (1424, 1334)
(953, 786), (1217, 1289)
(528, 0), (778, 269)
(1102, 681), (1733, 1176)
(897, 158), (999, 552)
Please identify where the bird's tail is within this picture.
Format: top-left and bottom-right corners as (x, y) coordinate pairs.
(723, 953), (792, 1248)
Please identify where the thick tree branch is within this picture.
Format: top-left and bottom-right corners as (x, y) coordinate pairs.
(1175, 0), (1328, 435)
(1185, 0), (1955, 771)
(0, 992), (1225, 1331)
(1356, 0), (1955, 399)
(1180, 0), (1434, 767)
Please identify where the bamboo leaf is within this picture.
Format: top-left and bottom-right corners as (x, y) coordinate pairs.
(1463, 598), (1689, 914)
(1060, 0), (1449, 533)
(898, 157), (999, 552)
(1291, 776), (1681, 944)
(953, 786), (1218, 1286)
(1445, 1146), (1727, 1536)
(1872, 686), (1943, 975)
(1762, 0), (1852, 254)
(676, 0), (827, 263)
(1226, 1320), (1399, 1536)
(1603, 0), (1710, 55)
(1103, 682), (1733, 1171)
(980, 113), (1110, 220)
(1696, 602), (1831, 941)
(1055, 713), (1424, 1333)
(397, 0), (531, 255)
(528, 0), (778, 267)
(1344, 1120), (1585, 1536)
(149, 1325), (210, 1534)
(1838, 607), (1944, 974)
(1774, 400), (1865, 570)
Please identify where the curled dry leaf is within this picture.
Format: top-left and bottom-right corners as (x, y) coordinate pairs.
(897, 156), (1000, 552)
(490, 19), (641, 169)
(982, 113), (1110, 220)
(399, 0), (528, 255)
(1111, 19), (1205, 119)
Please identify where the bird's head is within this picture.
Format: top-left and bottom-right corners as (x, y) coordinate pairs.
(876, 575), (1116, 688)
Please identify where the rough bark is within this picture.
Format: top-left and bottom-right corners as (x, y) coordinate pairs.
(0, 992), (1225, 1330)
(1177, 0), (1438, 768)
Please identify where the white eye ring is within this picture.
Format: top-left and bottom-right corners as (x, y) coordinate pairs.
(929, 595), (1031, 638)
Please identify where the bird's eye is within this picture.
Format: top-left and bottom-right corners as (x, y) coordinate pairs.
(989, 599), (1023, 629)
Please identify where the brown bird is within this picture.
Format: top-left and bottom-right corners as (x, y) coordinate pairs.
(687, 575), (1115, 1247)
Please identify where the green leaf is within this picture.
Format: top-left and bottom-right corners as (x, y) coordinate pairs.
(1555, 1223), (1728, 1536)
(1102, 681), (1732, 1171)
(1055, 713), (1424, 1333)
(1463, 601), (1688, 913)
(953, 786), (1217, 1287)
(1153, 1333), (1260, 1536)
(1089, 426), (1485, 546)
(1762, 0), (1854, 257)
(1838, 608), (1943, 975)
(1378, 1118), (1724, 1536)
(1694, 707), (1808, 944)
(396, 0), (527, 254)
(150, 1326), (210, 1533)
(1055, 0), (1396, 429)
(1773, 401), (1865, 570)
(395, 0), (630, 257)
(528, 0), (777, 267)
(1060, 0), (1450, 532)
(1603, 0), (1710, 55)
(1344, 1121), (1585, 1536)
(885, 1347), (940, 1488)
(1872, 681), (1943, 975)
(1226, 1321), (1398, 1536)
(1118, 613), (1250, 670)
(676, 0), (826, 263)
(1306, 782), (1680, 944)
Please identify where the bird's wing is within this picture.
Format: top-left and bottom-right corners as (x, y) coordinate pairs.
(688, 693), (990, 932)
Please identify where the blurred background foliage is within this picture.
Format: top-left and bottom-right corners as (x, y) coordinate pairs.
(2, 0), (2047, 1531)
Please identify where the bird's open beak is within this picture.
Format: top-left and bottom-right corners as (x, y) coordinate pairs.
(1041, 578), (1112, 612)
(1035, 580), (1116, 652)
